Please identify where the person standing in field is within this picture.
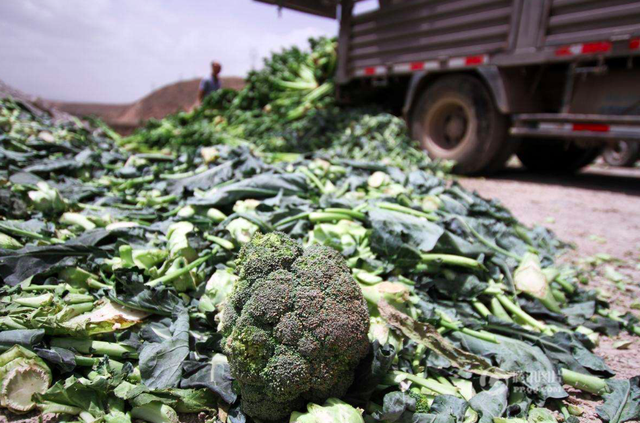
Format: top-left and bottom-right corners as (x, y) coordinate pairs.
(198, 61), (222, 103)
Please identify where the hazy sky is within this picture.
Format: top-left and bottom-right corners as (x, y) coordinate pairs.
(0, 0), (338, 103)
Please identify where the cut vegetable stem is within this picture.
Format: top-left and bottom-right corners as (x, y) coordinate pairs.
(561, 369), (609, 395)
(51, 338), (138, 359)
(421, 254), (485, 270)
(496, 294), (546, 331)
(145, 253), (213, 288)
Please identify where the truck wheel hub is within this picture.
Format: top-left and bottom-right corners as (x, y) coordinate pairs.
(444, 112), (466, 144)
(425, 100), (470, 151)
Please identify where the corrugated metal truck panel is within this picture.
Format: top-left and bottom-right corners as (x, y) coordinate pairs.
(253, 0), (640, 80)
(545, 0), (640, 45)
(351, 24), (509, 59)
(350, 6), (512, 48)
(346, 0), (513, 75)
(351, 0), (506, 32)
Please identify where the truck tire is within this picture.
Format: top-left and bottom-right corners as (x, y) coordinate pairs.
(411, 75), (510, 174)
(602, 141), (639, 167)
(517, 140), (601, 172)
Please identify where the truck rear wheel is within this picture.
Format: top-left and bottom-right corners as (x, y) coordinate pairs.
(517, 140), (601, 173)
(602, 141), (639, 167)
(411, 75), (510, 174)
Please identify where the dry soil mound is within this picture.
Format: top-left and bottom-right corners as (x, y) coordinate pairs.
(50, 76), (245, 134)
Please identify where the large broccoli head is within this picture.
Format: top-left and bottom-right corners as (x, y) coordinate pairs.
(221, 232), (370, 422)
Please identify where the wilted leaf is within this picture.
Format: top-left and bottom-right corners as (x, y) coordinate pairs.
(469, 382), (508, 423)
(597, 376), (640, 423)
(180, 354), (237, 404)
(379, 300), (513, 380)
(139, 310), (190, 390)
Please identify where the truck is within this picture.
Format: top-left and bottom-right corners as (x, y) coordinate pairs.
(255, 0), (640, 173)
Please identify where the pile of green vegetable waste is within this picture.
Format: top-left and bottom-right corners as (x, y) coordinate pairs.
(0, 38), (639, 423)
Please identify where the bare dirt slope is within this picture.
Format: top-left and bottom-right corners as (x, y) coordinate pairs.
(459, 165), (640, 422)
(49, 77), (245, 134)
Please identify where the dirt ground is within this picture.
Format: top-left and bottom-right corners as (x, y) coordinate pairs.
(459, 164), (640, 260)
(459, 163), (640, 422)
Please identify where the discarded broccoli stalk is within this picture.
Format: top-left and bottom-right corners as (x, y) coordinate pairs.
(60, 212), (97, 231)
(0, 232), (22, 250)
(360, 281), (415, 317)
(112, 245), (167, 271)
(14, 293), (55, 308)
(0, 221), (64, 244)
(477, 282), (547, 331)
(207, 207), (227, 223)
(368, 316), (404, 352)
(299, 167), (326, 194)
(50, 338), (138, 359)
(274, 211), (312, 229)
(489, 297), (514, 322)
(198, 267), (238, 314)
(376, 202), (439, 222)
(63, 293), (95, 305)
(289, 398), (364, 423)
(28, 182), (66, 214)
(0, 345), (52, 412)
(131, 402), (178, 423)
(495, 294), (548, 332)
(205, 233), (235, 250)
(167, 221), (198, 261)
(72, 357), (141, 383)
(323, 208), (367, 222)
(145, 253), (213, 288)
(420, 254), (485, 271)
(514, 253), (562, 313)
(471, 301), (492, 318)
(309, 211), (356, 223)
(59, 267), (112, 290)
(454, 216), (521, 260)
(221, 232), (370, 422)
(381, 370), (460, 397)
(561, 369), (610, 395)
(553, 274), (577, 294)
(436, 310), (499, 344)
(597, 309), (640, 336)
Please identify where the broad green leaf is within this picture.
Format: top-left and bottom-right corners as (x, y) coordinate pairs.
(597, 377), (640, 423)
(139, 310), (189, 390)
(469, 382), (508, 423)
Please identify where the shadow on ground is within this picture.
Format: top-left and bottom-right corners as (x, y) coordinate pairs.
(490, 165), (640, 197)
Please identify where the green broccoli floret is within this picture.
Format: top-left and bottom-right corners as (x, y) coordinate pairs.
(408, 390), (431, 414)
(221, 232), (370, 422)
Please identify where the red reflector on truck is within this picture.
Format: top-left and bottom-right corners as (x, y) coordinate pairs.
(391, 61), (439, 74)
(448, 55), (487, 68)
(631, 39), (640, 50)
(573, 123), (609, 132)
(465, 55), (486, 65)
(582, 41), (612, 54)
(555, 41), (611, 56)
(355, 66), (387, 77)
(555, 47), (572, 56)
